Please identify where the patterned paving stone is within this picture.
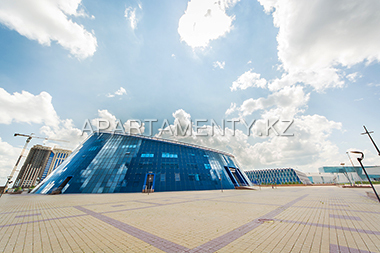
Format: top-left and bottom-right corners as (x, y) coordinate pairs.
(0, 186), (379, 252)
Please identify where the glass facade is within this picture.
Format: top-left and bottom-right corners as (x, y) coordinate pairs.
(245, 168), (311, 185)
(33, 132), (251, 194)
(319, 166), (380, 181)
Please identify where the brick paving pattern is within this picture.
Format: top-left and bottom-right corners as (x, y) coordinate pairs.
(0, 186), (379, 252)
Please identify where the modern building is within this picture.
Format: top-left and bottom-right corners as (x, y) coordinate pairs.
(245, 168), (312, 185)
(319, 166), (380, 182)
(32, 132), (251, 194)
(40, 148), (72, 181)
(14, 145), (72, 188)
(306, 166), (380, 184)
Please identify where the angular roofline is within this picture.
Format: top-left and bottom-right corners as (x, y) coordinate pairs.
(94, 131), (235, 158)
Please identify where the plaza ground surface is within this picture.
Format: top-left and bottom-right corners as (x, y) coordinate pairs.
(0, 186), (380, 252)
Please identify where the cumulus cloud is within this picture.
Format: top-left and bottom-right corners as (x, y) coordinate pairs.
(178, 0), (239, 48)
(123, 120), (145, 135)
(157, 109), (342, 173)
(225, 103), (237, 116)
(0, 88), (60, 127)
(0, 137), (22, 186)
(238, 86), (310, 118)
(213, 61), (225, 69)
(0, 87), (87, 149)
(257, 0), (380, 91)
(0, 0), (97, 59)
(40, 119), (87, 150)
(106, 87), (127, 98)
(230, 69), (267, 91)
(346, 72), (362, 83)
(0, 88), (88, 182)
(91, 109), (145, 134)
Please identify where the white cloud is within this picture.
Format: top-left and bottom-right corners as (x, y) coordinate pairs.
(354, 98), (363, 102)
(0, 0), (97, 59)
(0, 88), (87, 150)
(230, 69), (267, 91)
(91, 109), (145, 134)
(225, 103), (237, 116)
(346, 72), (362, 82)
(91, 109), (118, 131)
(115, 87), (127, 96)
(157, 109), (342, 173)
(238, 86), (310, 118)
(248, 115), (342, 169)
(123, 120), (145, 135)
(40, 119), (87, 150)
(106, 87), (127, 98)
(178, 0), (239, 48)
(213, 61), (225, 69)
(268, 67), (344, 92)
(257, 0), (380, 91)
(125, 7), (138, 30)
(0, 88), (88, 183)
(0, 88), (60, 127)
(0, 137), (22, 186)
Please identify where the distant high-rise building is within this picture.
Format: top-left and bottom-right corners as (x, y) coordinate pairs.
(14, 145), (71, 188)
(40, 148), (72, 181)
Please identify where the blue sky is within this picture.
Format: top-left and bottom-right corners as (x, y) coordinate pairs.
(1, 0), (380, 184)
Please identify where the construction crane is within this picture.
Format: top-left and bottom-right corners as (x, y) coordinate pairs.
(1, 133), (69, 195)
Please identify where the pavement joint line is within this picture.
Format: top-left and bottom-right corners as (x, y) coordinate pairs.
(329, 214), (362, 221)
(329, 243), (374, 253)
(0, 191), (246, 216)
(273, 218), (380, 236)
(74, 205), (189, 253)
(14, 213), (42, 218)
(185, 194), (309, 253)
(212, 199), (281, 206)
(292, 205), (380, 214)
(99, 193), (253, 214)
(0, 214), (88, 228)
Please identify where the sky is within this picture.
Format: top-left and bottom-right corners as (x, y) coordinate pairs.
(1, 0), (380, 185)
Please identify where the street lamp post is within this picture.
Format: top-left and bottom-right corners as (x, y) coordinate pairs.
(350, 151), (380, 203)
(361, 126), (380, 156)
(340, 162), (352, 186)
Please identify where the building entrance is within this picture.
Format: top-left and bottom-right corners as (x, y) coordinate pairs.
(224, 167), (249, 187)
(142, 173), (155, 193)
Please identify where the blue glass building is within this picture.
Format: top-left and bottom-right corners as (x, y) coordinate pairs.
(319, 166), (380, 181)
(33, 132), (251, 194)
(245, 168), (311, 185)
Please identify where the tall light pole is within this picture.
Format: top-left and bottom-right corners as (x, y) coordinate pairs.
(350, 151), (380, 203)
(340, 163), (352, 186)
(361, 126), (380, 156)
(346, 151), (363, 185)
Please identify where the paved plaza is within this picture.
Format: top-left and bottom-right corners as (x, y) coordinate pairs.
(0, 186), (379, 252)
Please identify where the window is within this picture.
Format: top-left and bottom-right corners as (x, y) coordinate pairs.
(160, 173), (166, 182)
(204, 164), (211, 169)
(141, 153), (154, 158)
(204, 155), (209, 157)
(188, 174), (200, 181)
(175, 173), (180, 181)
(122, 145), (137, 148)
(162, 153), (178, 158)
